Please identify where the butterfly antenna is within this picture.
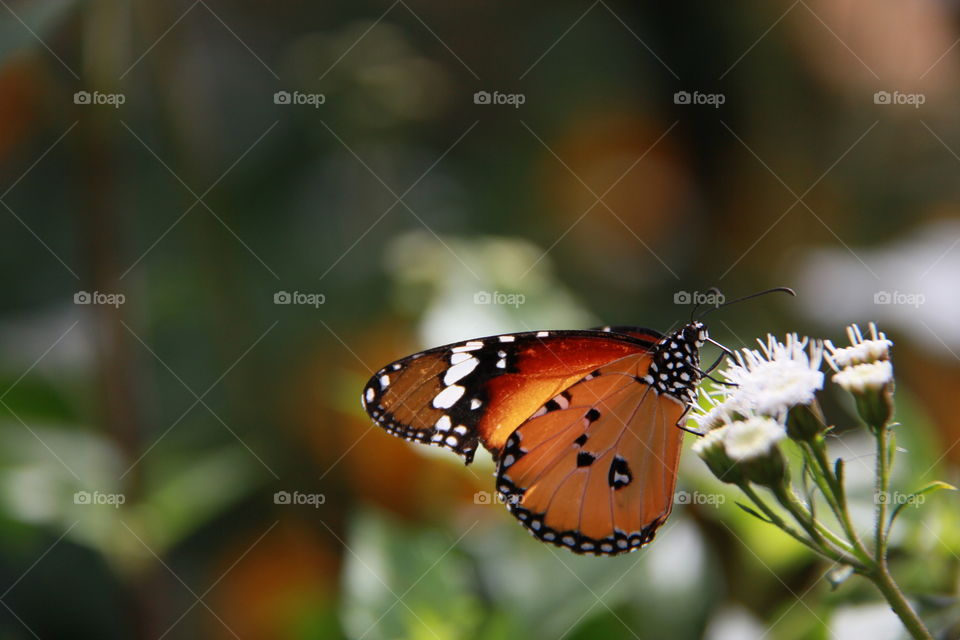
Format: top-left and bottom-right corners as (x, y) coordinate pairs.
(689, 286), (723, 323)
(696, 286), (795, 320)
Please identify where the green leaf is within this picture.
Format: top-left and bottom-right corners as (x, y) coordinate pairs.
(889, 481), (957, 527)
(736, 501), (773, 524)
(138, 446), (263, 551)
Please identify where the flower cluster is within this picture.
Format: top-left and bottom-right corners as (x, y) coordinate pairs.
(825, 322), (895, 429)
(690, 332), (829, 487)
(688, 322), (948, 640)
(690, 323), (897, 485)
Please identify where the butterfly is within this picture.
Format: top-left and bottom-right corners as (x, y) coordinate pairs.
(360, 289), (791, 556)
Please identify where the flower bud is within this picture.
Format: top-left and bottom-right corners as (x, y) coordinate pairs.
(691, 426), (744, 485)
(722, 417), (789, 488)
(786, 400), (827, 442)
(833, 361), (894, 430)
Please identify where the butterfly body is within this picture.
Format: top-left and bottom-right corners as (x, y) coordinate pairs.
(361, 321), (708, 555)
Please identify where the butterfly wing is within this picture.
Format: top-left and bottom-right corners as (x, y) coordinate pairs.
(361, 330), (655, 464)
(593, 325), (665, 344)
(496, 351), (687, 555)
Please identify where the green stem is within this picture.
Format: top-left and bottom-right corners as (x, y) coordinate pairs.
(875, 424), (890, 562)
(737, 483), (842, 561)
(866, 564), (932, 640)
(805, 438), (873, 565)
(770, 483), (858, 564)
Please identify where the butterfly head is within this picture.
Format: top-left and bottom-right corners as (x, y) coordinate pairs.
(681, 320), (708, 349)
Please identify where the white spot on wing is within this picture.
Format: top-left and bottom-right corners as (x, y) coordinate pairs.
(443, 356), (479, 385)
(432, 385), (465, 409)
(435, 415), (452, 431)
(365, 388), (374, 403)
(450, 351), (473, 364)
(498, 335), (515, 342)
(379, 375), (390, 388)
(451, 341), (484, 353)
(470, 398), (482, 410)
(536, 331), (549, 337)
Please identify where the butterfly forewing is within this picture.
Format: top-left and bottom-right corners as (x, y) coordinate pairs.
(361, 330), (657, 463)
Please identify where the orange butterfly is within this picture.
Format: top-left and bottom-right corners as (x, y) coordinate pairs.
(360, 289), (790, 556)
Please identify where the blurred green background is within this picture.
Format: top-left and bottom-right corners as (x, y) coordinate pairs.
(2, 1), (960, 638)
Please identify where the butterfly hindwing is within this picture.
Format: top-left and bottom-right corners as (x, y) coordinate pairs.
(361, 330), (656, 464)
(496, 343), (693, 555)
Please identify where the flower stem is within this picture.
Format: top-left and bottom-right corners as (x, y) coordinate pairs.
(875, 423), (890, 562)
(769, 483), (858, 564)
(738, 483), (857, 566)
(804, 437), (873, 565)
(863, 422), (930, 638)
(866, 563), (932, 640)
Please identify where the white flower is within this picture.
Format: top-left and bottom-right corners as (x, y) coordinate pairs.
(722, 416), (786, 462)
(718, 334), (824, 417)
(824, 322), (893, 370)
(691, 424), (729, 456)
(690, 391), (742, 431)
(832, 360), (893, 393)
